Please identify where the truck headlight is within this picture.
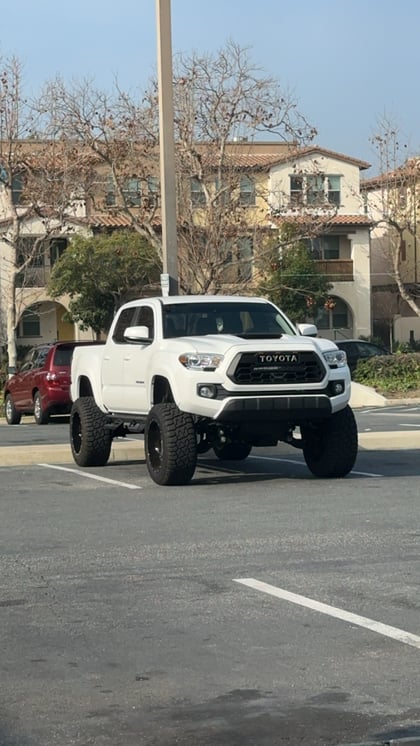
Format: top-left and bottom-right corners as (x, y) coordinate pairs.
(323, 349), (347, 368)
(179, 353), (224, 371)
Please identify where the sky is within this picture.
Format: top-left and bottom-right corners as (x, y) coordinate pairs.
(1, 0), (419, 175)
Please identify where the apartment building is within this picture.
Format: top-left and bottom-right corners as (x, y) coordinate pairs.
(0, 140), (372, 350)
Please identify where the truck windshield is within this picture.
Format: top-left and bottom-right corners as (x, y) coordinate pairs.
(162, 301), (297, 339)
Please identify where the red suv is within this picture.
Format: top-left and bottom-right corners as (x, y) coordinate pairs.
(4, 341), (101, 425)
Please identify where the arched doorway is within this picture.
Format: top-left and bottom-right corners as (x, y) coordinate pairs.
(313, 296), (353, 340)
(17, 301), (74, 345)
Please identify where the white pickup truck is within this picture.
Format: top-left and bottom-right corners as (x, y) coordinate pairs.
(69, 294), (357, 485)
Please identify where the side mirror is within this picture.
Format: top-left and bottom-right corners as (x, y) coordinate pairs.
(297, 323), (318, 337)
(123, 325), (152, 343)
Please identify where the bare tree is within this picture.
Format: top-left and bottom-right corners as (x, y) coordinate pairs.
(367, 116), (420, 317)
(38, 41), (316, 294)
(0, 55), (96, 372)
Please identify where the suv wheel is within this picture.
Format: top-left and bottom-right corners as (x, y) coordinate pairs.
(34, 391), (49, 425)
(5, 394), (21, 425)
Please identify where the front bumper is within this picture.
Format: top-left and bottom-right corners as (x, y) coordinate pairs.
(215, 393), (332, 422)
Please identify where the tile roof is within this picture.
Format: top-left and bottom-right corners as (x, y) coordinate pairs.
(361, 157), (420, 190)
(272, 213), (372, 227)
(328, 214), (372, 226)
(87, 213), (133, 228)
(201, 145), (371, 171)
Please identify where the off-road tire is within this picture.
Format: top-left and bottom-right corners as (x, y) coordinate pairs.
(5, 394), (21, 425)
(34, 391), (49, 425)
(145, 403), (196, 486)
(213, 442), (252, 461)
(70, 396), (112, 467)
(301, 405), (358, 478)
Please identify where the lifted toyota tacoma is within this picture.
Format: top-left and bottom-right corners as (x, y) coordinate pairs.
(69, 295), (357, 485)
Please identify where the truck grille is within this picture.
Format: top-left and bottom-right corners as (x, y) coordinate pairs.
(228, 350), (326, 385)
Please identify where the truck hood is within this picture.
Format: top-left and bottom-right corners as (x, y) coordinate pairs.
(168, 333), (338, 355)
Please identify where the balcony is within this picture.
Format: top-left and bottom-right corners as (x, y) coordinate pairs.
(16, 266), (49, 287)
(315, 259), (353, 282)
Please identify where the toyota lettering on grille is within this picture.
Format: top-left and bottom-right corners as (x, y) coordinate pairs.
(256, 352), (299, 364)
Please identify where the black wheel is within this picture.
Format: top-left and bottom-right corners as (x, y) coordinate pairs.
(34, 391), (49, 425)
(4, 394), (21, 425)
(145, 403), (196, 485)
(213, 442), (252, 460)
(70, 396), (112, 467)
(301, 405), (358, 478)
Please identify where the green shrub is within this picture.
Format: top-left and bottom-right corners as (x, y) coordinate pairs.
(393, 339), (420, 353)
(353, 352), (420, 393)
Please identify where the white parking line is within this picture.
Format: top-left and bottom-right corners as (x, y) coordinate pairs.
(38, 463), (141, 490)
(233, 578), (420, 650)
(249, 455), (382, 478)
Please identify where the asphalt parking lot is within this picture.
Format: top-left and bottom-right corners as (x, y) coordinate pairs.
(1, 407), (420, 746)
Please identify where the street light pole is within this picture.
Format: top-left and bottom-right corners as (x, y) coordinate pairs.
(156, 0), (178, 296)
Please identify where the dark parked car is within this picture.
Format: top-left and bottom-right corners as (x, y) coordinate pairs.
(335, 339), (391, 375)
(4, 340), (102, 425)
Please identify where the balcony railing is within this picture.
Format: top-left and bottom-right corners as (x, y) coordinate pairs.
(16, 266), (49, 287)
(315, 259), (353, 282)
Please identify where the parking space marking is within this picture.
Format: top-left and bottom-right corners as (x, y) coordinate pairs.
(249, 455), (382, 478)
(234, 578), (420, 650)
(38, 463), (141, 490)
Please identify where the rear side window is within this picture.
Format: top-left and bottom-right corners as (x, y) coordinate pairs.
(33, 348), (49, 368)
(52, 347), (74, 366)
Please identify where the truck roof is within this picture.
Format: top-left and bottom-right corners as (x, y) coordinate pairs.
(123, 295), (272, 307)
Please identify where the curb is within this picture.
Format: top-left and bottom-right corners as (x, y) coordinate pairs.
(0, 439), (144, 466)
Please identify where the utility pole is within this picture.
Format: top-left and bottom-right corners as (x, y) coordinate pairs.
(156, 0), (178, 295)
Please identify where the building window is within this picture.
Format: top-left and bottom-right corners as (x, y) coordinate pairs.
(50, 238), (68, 266)
(239, 176), (255, 206)
(308, 235), (340, 260)
(105, 175), (116, 206)
(327, 175), (341, 206)
(19, 309), (41, 337)
(307, 175), (324, 205)
(123, 177), (142, 207)
(223, 237), (253, 282)
(290, 175), (304, 205)
(16, 237), (45, 287)
(315, 297), (350, 331)
(214, 178), (228, 206)
(190, 177), (206, 206)
(289, 174), (341, 207)
(147, 176), (159, 207)
(12, 173), (25, 205)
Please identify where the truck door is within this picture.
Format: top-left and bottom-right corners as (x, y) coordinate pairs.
(101, 304), (155, 414)
(120, 304), (155, 413)
(101, 306), (136, 411)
